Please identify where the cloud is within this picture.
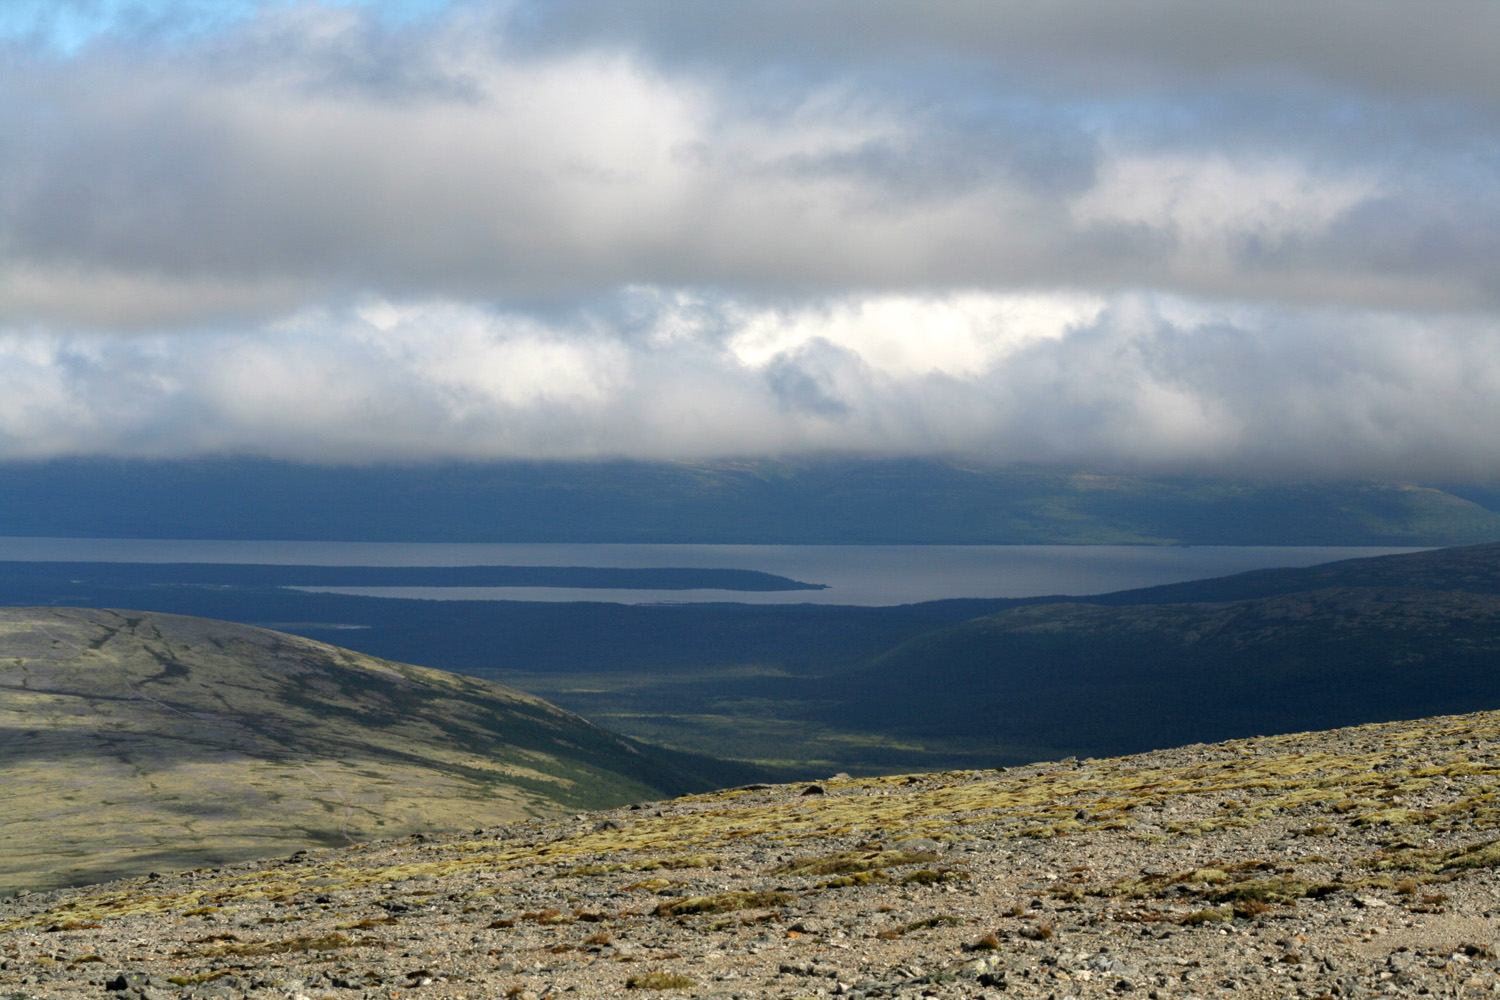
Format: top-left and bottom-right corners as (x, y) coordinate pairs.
(4, 292), (1500, 478)
(526, 1), (1500, 108)
(1, 2), (1497, 476)
(3, 0), (1496, 332)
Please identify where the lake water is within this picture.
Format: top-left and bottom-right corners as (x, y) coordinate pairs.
(0, 537), (1424, 606)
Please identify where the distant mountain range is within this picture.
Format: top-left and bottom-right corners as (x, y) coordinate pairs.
(0, 609), (763, 895)
(825, 542), (1500, 759)
(4, 456), (1500, 545)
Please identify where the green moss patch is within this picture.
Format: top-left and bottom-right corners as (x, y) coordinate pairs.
(1202, 877), (1341, 905)
(654, 891), (792, 917)
(820, 871), (887, 888)
(1364, 838), (1500, 874)
(901, 868), (967, 886)
(625, 972), (695, 989)
(189, 932), (378, 958)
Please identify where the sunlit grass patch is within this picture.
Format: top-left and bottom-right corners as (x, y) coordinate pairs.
(1363, 838), (1500, 874)
(625, 971), (694, 989)
(188, 932), (379, 958)
(654, 891), (792, 917)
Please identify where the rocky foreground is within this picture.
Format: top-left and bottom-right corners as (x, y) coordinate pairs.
(8, 711), (1500, 1000)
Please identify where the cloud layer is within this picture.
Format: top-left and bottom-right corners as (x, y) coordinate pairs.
(2, 1), (1498, 475)
(5, 293), (1500, 479)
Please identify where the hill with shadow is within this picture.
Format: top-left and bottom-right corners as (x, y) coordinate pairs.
(1087, 540), (1500, 605)
(0, 608), (766, 895)
(828, 543), (1500, 760)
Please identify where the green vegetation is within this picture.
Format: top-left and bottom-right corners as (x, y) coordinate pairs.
(901, 868), (966, 886)
(563, 853), (721, 876)
(11, 541), (1500, 777)
(624, 972), (695, 990)
(10, 707), (1500, 943)
(1362, 838), (1500, 874)
(1181, 908), (1232, 925)
(0, 608), (769, 895)
(10, 541), (1500, 827)
(654, 891), (792, 917)
(833, 558), (1500, 758)
(494, 669), (1011, 774)
(820, 871), (885, 888)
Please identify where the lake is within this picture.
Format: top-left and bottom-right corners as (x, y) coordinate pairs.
(0, 537), (1424, 606)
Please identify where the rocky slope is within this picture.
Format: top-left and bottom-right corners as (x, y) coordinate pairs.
(7, 709), (1500, 999)
(0, 609), (759, 896)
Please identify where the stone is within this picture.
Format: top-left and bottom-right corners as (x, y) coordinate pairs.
(14, 712), (1500, 1000)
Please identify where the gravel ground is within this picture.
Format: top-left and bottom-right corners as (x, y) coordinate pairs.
(8, 709), (1500, 999)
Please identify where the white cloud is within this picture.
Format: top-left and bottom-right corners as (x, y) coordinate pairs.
(1, 2), (1497, 476)
(3, 293), (1500, 478)
(725, 292), (1104, 379)
(1071, 152), (1383, 250)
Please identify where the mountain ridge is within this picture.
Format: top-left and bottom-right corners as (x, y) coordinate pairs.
(4, 456), (1498, 545)
(821, 544), (1500, 760)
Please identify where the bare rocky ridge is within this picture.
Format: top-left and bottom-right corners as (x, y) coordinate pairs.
(7, 710), (1500, 999)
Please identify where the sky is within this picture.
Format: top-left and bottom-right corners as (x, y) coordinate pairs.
(2, 1), (1498, 477)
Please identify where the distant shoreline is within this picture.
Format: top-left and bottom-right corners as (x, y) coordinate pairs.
(0, 539), (1424, 606)
(0, 560), (826, 593)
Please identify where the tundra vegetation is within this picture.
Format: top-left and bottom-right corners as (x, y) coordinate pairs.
(8, 709), (1500, 997)
(0, 608), (763, 895)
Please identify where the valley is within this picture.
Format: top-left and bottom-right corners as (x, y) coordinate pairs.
(8, 542), (1500, 775)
